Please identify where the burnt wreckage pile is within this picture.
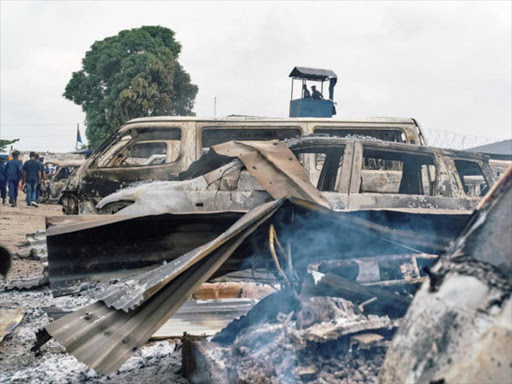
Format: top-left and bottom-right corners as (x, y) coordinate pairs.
(2, 137), (511, 383)
(183, 294), (395, 384)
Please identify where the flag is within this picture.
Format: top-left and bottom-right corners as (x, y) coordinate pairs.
(77, 124), (83, 144)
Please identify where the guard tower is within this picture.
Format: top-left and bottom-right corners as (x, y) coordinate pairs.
(289, 66), (338, 118)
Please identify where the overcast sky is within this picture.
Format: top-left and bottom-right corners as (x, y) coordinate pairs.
(1, 1), (511, 152)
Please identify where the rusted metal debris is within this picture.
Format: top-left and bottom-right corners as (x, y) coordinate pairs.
(302, 271), (412, 317)
(45, 211), (245, 296)
(379, 166), (512, 384)
(212, 140), (330, 208)
(190, 282), (276, 300)
(312, 253), (438, 288)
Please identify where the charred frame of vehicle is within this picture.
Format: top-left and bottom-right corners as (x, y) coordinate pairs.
(97, 136), (494, 216)
(60, 116), (428, 214)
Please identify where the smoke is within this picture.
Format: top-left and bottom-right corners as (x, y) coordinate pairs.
(233, 203), (447, 286)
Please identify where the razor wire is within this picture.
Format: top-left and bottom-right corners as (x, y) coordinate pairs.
(423, 128), (502, 150)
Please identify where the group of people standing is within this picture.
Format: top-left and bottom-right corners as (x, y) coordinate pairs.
(0, 151), (46, 208)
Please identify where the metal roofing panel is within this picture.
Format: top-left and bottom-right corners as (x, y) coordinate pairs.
(465, 139), (512, 160)
(289, 66), (338, 80)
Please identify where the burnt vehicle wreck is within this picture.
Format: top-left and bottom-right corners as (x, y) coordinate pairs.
(41, 160), (84, 204)
(60, 116), (427, 214)
(97, 136), (494, 215)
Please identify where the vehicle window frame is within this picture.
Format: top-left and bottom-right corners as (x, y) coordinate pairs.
(291, 143), (351, 193)
(93, 127), (183, 170)
(198, 125), (304, 150)
(312, 126), (409, 144)
(351, 143), (438, 196)
(452, 158), (491, 197)
(95, 136), (132, 168)
(115, 140), (173, 168)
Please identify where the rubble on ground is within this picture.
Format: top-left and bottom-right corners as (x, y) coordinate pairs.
(183, 292), (397, 384)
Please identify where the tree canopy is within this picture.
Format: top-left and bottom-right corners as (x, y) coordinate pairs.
(64, 26), (198, 148)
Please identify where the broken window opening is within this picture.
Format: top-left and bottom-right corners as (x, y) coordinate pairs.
(294, 147), (345, 191)
(314, 128), (407, 143)
(96, 135), (132, 168)
(360, 148), (436, 195)
(454, 159), (490, 197)
(201, 127), (302, 152)
(122, 142), (168, 166)
(98, 128), (182, 168)
(54, 167), (73, 182)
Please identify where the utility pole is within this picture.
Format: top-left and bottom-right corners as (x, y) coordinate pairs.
(214, 97), (217, 118)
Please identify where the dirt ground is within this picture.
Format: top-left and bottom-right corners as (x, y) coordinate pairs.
(0, 196), (188, 383)
(1, 192), (62, 281)
(0, 191), (62, 255)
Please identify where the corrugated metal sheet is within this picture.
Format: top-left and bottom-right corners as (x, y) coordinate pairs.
(152, 298), (257, 339)
(42, 299), (258, 339)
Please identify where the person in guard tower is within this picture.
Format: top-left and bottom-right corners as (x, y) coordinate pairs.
(303, 84), (311, 99)
(311, 85), (324, 100)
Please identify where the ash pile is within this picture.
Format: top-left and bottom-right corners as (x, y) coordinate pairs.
(183, 291), (397, 384)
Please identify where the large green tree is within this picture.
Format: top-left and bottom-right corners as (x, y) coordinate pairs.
(64, 26), (198, 148)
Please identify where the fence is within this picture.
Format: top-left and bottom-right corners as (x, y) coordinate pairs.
(423, 128), (501, 150)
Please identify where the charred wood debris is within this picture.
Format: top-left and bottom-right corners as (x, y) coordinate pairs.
(0, 140), (511, 384)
